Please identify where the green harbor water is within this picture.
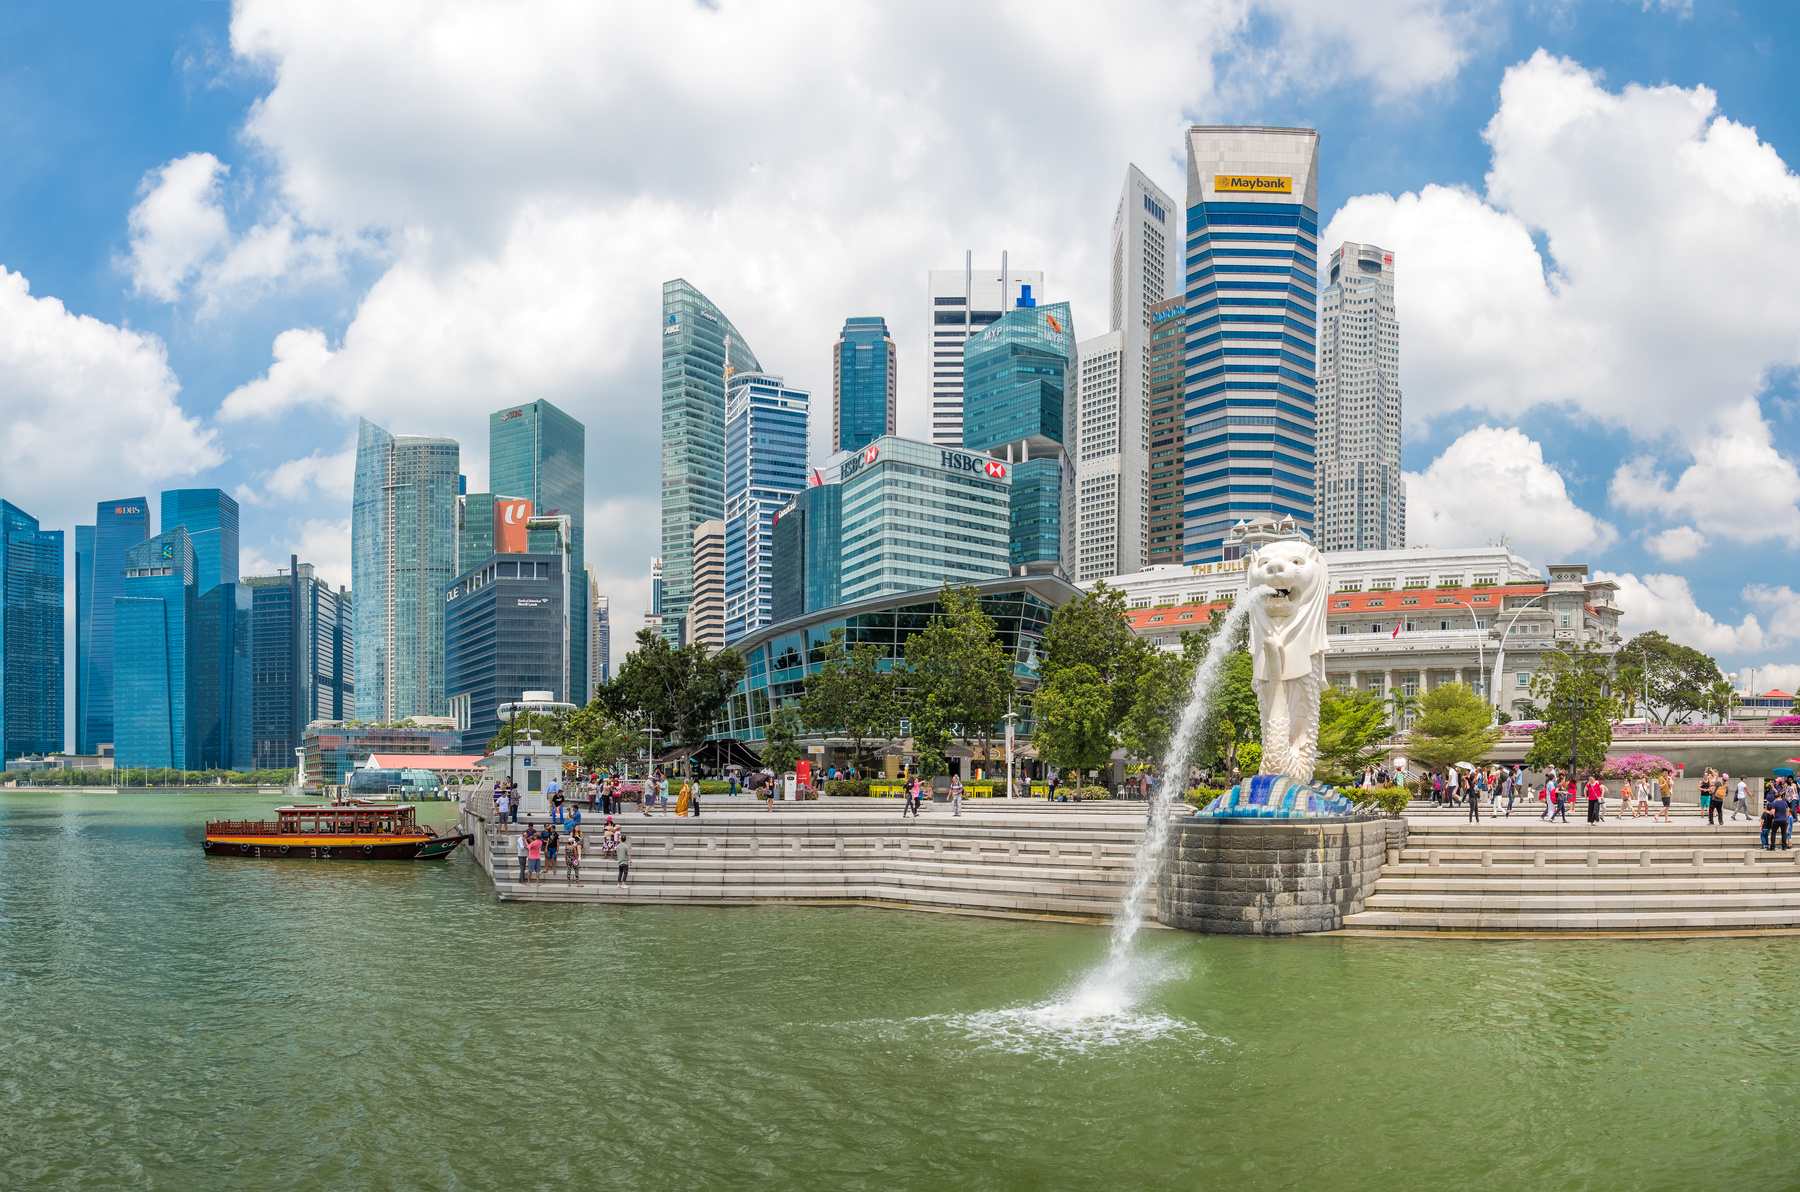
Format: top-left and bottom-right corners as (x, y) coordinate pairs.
(4, 789), (1800, 1189)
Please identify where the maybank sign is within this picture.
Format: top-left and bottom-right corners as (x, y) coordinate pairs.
(1213, 174), (1292, 195)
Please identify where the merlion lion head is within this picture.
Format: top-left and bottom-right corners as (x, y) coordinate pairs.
(1247, 539), (1326, 622)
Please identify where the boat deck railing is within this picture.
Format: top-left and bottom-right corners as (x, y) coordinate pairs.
(205, 820), (431, 837)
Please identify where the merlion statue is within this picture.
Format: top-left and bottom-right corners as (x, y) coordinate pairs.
(1245, 537), (1330, 780)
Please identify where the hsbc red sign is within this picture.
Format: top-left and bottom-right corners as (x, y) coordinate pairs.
(863, 444), (879, 464)
(984, 460), (1007, 479)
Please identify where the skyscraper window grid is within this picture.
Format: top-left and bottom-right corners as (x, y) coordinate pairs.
(489, 398), (587, 700)
(831, 316), (896, 454)
(1146, 297), (1188, 565)
(1315, 242), (1404, 552)
(723, 373), (809, 644)
(926, 254), (1042, 448)
(1180, 126), (1320, 563)
(661, 279), (761, 645)
(0, 500), (64, 761)
(79, 498), (149, 755)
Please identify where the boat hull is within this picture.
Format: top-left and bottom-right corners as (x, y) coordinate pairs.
(202, 833), (472, 861)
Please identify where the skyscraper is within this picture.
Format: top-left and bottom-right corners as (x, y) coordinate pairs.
(661, 279), (761, 644)
(79, 497), (149, 754)
(113, 526), (195, 768)
(838, 437), (1011, 602)
(161, 489), (240, 591)
(1075, 166), (1178, 581)
(926, 254), (1043, 448)
(1, 500), (64, 760)
(1145, 296), (1188, 565)
(489, 398), (586, 700)
(445, 552), (567, 752)
(1316, 241), (1404, 551)
(723, 372), (809, 643)
(74, 524), (93, 753)
(770, 481), (843, 623)
(246, 558), (352, 771)
(458, 491), (497, 569)
(1181, 126), (1320, 562)
(352, 418), (460, 721)
(963, 294), (1076, 574)
(832, 317), (896, 453)
(585, 571), (610, 693)
(690, 520), (726, 653)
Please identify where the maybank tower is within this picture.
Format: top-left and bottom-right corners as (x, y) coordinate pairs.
(1180, 127), (1320, 563)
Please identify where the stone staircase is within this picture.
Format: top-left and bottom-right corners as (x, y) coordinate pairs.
(1340, 818), (1800, 933)
(471, 804), (1155, 922)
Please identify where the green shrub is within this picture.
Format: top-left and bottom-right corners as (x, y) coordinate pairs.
(1350, 786), (1413, 817)
(825, 779), (872, 797)
(1184, 786), (1231, 806)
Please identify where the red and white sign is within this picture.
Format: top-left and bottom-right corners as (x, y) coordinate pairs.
(808, 467), (824, 488)
(495, 498), (533, 553)
(863, 443), (879, 464)
(984, 460), (1007, 479)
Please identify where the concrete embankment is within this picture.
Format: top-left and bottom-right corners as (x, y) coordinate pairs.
(462, 798), (1157, 924)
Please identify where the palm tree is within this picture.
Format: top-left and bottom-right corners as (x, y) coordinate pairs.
(1704, 680), (1740, 725)
(1386, 687), (1422, 731)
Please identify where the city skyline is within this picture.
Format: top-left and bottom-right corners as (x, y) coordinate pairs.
(2, 5), (1799, 698)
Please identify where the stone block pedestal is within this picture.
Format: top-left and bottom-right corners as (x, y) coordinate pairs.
(1157, 816), (1388, 935)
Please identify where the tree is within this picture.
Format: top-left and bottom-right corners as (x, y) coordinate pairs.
(599, 628), (746, 772)
(562, 700), (645, 773)
(1040, 580), (1156, 735)
(799, 627), (897, 773)
(909, 693), (954, 781)
(761, 702), (804, 776)
(1524, 655), (1618, 778)
(1385, 688), (1421, 731)
(1203, 650), (1261, 775)
(896, 585), (1011, 771)
(1122, 648), (1188, 766)
(1033, 662), (1115, 795)
(1617, 631), (1722, 723)
(1405, 681), (1502, 773)
(1703, 679), (1741, 724)
(1313, 687), (1394, 783)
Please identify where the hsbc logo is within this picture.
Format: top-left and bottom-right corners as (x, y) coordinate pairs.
(863, 444), (879, 464)
(940, 450), (1005, 479)
(984, 460), (1007, 479)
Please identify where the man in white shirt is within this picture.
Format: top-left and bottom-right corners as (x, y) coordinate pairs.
(1733, 778), (1751, 820)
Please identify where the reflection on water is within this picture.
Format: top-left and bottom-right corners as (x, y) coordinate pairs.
(4, 791), (1800, 1191)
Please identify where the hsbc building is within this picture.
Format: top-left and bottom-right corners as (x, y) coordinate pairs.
(835, 435), (1012, 604)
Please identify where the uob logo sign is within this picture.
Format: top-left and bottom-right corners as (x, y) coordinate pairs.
(495, 498), (534, 553)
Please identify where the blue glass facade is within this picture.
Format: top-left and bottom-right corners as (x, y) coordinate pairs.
(712, 575), (1073, 743)
(1181, 128), (1319, 561)
(839, 437), (1011, 603)
(246, 560), (352, 771)
(81, 497), (150, 753)
(73, 524), (93, 754)
(444, 552), (566, 752)
(352, 419), (460, 721)
(0, 501), (64, 759)
(661, 279), (762, 643)
(769, 483), (843, 625)
(723, 374), (809, 643)
(962, 300), (1075, 572)
(162, 489), (240, 592)
(114, 527), (195, 769)
(832, 316), (896, 453)
(489, 399), (586, 702)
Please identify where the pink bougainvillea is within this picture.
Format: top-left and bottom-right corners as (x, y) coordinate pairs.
(1602, 753), (1677, 779)
(1771, 716), (1800, 728)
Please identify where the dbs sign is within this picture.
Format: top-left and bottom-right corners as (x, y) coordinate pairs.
(495, 498), (534, 553)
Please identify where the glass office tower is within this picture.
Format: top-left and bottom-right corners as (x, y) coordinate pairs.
(352, 418), (460, 721)
(770, 483), (844, 624)
(1181, 126), (1320, 562)
(79, 497), (150, 755)
(723, 373), (809, 643)
(74, 524), (93, 755)
(489, 398), (586, 701)
(246, 559), (353, 771)
(962, 293), (1076, 574)
(113, 527), (195, 769)
(832, 317), (896, 453)
(163, 488), (248, 768)
(444, 553), (566, 752)
(1, 501), (64, 760)
(661, 279), (761, 644)
(162, 489), (239, 592)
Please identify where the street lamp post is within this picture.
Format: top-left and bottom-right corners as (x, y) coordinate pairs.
(1454, 600), (1487, 703)
(1488, 594), (1547, 712)
(1002, 704), (1020, 800)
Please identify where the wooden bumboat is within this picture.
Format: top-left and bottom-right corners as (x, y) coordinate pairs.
(203, 800), (471, 861)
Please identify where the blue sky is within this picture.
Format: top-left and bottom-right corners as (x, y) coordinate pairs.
(1, 0), (1797, 689)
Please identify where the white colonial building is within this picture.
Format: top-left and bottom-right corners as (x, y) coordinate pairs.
(1087, 522), (1622, 717)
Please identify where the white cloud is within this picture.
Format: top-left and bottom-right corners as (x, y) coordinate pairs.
(1744, 584), (1800, 645)
(1610, 399), (1800, 548)
(1321, 51), (1800, 438)
(1643, 525), (1707, 561)
(1741, 663), (1800, 698)
(124, 152), (343, 311)
(209, 0), (1494, 632)
(124, 152), (232, 302)
(240, 517), (352, 590)
(0, 268), (222, 533)
(1403, 425), (1616, 563)
(236, 441), (356, 506)
(1599, 571), (1766, 655)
